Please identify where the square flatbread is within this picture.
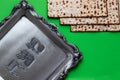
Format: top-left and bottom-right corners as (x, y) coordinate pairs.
(71, 25), (120, 31)
(48, 0), (107, 17)
(71, 25), (94, 31)
(70, 0), (120, 32)
(60, 18), (97, 25)
(60, 0), (119, 25)
(98, 0), (119, 24)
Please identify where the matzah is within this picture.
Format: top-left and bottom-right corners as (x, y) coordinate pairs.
(108, 25), (120, 31)
(98, 0), (119, 24)
(60, 18), (97, 25)
(48, 0), (107, 17)
(71, 25), (120, 31)
(71, 25), (94, 31)
(60, 0), (119, 25)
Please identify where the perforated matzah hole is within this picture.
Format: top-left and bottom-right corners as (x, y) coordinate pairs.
(48, 0), (107, 17)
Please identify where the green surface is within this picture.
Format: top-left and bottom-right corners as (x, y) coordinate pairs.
(0, 0), (120, 80)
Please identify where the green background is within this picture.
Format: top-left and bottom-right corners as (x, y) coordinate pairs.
(0, 0), (120, 80)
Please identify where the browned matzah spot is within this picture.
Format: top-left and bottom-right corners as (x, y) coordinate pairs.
(48, 0), (107, 17)
(60, 0), (119, 25)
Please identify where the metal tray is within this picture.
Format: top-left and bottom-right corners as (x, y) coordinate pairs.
(0, 1), (82, 80)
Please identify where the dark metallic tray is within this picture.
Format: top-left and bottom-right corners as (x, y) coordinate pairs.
(0, 1), (82, 80)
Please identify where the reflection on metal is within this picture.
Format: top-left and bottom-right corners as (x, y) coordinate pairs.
(0, 76), (4, 80)
(0, 0), (82, 80)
